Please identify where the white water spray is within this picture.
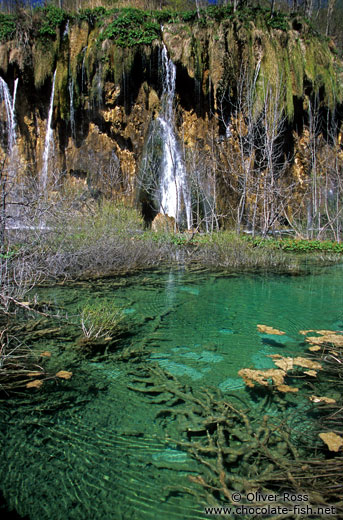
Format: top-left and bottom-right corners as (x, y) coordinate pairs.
(0, 76), (17, 155)
(41, 70), (56, 192)
(158, 45), (192, 229)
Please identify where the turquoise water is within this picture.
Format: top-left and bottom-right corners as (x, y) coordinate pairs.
(1, 265), (343, 519)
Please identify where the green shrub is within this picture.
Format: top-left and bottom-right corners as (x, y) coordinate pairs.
(37, 5), (66, 39)
(280, 238), (343, 253)
(205, 4), (233, 21)
(52, 201), (144, 252)
(267, 13), (289, 31)
(77, 7), (107, 25)
(144, 231), (189, 246)
(242, 235), (343, 254)
(179, 9), (198, 23)
(0, 3), (312, 48)
(152, 9), (175, 24)
(0, 13), (16, 42)
(99, 8), (160, 47)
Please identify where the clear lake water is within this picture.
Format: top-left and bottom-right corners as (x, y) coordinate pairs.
(1, 265), (343, 519)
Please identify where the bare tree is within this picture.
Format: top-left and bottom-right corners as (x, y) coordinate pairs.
(326, 0), (337, 36)
(215, 63), (295, 237)
(256, 80), (289, 236)
(277, 99), (343, 241)
(315, 111), (343, 241)
(185, 135), (221, 232)
(216, 64), (258, 234)
(0, 157), (9, 252)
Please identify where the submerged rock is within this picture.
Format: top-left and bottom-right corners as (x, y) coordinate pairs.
(219, 377), (245, 392)
(154, 359), (204, 380)
(179, 286), (200, 296)
(152, 448), (188, 464)
(219, 328), (234, 335)
(178, 350), (223, 363)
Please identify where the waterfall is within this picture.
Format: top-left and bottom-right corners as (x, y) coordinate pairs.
(157, 45), (192, 229)
(41, 70), (56, 192)
(81, 47), (88, 91)
(63, 20), (69, 38)
(93, 64), (103, 107)
(69, 78), (76, 140)
(12, 78), (18, 115)
(0, 76), (17, 155)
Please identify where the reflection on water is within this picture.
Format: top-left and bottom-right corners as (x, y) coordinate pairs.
(1, 265), (343, 519)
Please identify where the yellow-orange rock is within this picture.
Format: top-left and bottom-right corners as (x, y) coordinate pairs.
(151, 213), (177, 233)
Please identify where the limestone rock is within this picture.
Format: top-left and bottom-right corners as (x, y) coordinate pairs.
(319, 432), (343, 452)
(151, 213), (177, 233)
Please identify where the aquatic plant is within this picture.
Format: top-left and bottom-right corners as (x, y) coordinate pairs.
(80, 300), (125, 341)
(187, 231), (301, 272)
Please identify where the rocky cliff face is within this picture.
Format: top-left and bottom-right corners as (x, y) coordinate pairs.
(0, 10), (342, 228)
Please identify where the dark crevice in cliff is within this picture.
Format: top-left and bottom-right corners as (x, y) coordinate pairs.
(112, 133), (133, 152)
(292, 96), (304, 135)
(175, 64), (210, 118)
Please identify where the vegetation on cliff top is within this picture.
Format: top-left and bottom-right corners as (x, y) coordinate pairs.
(1, 2), (341, 111)
(1, 0), (343, 50)
(0, 3), (336, 46)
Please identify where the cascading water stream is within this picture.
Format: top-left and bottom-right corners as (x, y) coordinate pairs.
(63, 20), (69, 38)
(81, 47), (88, 91)
(12, 78), (18, 116)
(41, 70), (56, 192)
(69, 78), (76, 140)
(158, 45), (192, 229)
(0, 76), (17, 155)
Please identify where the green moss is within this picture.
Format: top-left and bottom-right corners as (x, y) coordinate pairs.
(220, 16), (342, 122)
(191, 36), (206, 82)
(254, 36), (280, 117)
(282, 51), (294, 120)
(304, 39), (317, 83)
(55, 59), (69, 121)
(303, 37), (342, 107)
(33, 39), (58, 89)
(79, 26), (101, 94)
(69, 21), (90, 81)
(288, 38), (304, 98)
